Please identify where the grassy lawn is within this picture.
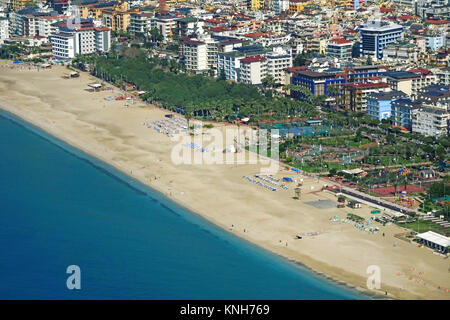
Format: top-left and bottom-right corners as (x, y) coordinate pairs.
(398, 220), (449, 236)
(365, 155), (425, 166)
(245, 145), (273, 158)
(301, 137), (371, 148)
(290, 161), (359, 173)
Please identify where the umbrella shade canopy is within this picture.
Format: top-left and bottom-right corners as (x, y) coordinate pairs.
(283, 177), (293, 182)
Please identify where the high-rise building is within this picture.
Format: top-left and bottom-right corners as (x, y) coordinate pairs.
(366, 91), (407, 120)
(359, 20), (404, 59)
(326, 38), (353, 60)
(51, 21), (111, 60)
(273, 0), (289, 13)
(0, 16), (9, 44)
(247, 0), (262, 10)
(239, 56), (267, 85)
(412, 107), (449, 137)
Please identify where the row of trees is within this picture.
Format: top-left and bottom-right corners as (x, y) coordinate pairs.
(0, 44), (25, 59)
(72, 50), (320, 122)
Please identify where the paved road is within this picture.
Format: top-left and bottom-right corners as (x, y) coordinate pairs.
(328, 186), (415, 216)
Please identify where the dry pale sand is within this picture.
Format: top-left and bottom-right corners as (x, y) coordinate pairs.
(1, 62), (449, 300)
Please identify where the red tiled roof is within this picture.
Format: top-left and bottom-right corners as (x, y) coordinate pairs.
(380, 7), (393, 13)
(397, 15), (415, 20)
(210, 26), (236, 32)
(204, 18), (226, 24)
(392, 126), (408, 131)
(408, 68), (432, 76)
(345, 82), (390, 89)
(39, 15), (67, 20)
(240, 56), (266, 63)
(284, 66), (308, 73)
(426, 19), (449, 25)
(210, 26), (225, 32)
(242, 32), (267, 38)
(94, 27), (110, 32)
(183, 39), (205, 45)
(328, 38), (351, 45)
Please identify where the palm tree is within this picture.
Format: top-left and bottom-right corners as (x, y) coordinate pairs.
(185, 105), (193, 134)
(393, 177), (399, 196)
(262, 75), (276, 91)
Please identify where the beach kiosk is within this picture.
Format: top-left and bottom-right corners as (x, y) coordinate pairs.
(294, 187), (301, 199)
(416, 231), (450, 254)
(88, 83), (103, 92)
(348, 200), (362, 209)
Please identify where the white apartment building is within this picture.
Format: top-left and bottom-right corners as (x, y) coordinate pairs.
(75, 29), (95, 55)
(217, 51), (244, 82)
(0, 6), (8, 44)
(180, 39), (208, 73)
(326, 38), (353, 60)
(265, 48), (292, 83)
(436, 68), (450, 86)
(129, 12), (153, 35)
(391, 0), (418, 7)
(37, 16), (65, 38)
(273, 0), (289, 14)
(383, 43), (418, 62)
(9, 12), (66, 38)
(94, 27), (111, 53)
(239, 56), (267, 85)
(51, 26), (111, 60)
(412, 107), (449, 137)
(0, 17), (9, 44)
(176, 17), (205, 37)
(385, 70), (436, 97)
(51, 32), (75, 59)
(151, 16), (177, 43)
(204, 35), (242, 74)
(218, 46), (291, 84)
(259, 34), (291, 47)
(179, 34), (242, 74)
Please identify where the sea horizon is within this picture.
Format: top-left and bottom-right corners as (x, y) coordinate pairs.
(0, 108), (367, 300)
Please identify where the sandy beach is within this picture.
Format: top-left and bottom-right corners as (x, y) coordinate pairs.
(1, 62), (449, 300)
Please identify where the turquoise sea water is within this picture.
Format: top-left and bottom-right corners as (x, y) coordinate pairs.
(0, 110), (365, 299)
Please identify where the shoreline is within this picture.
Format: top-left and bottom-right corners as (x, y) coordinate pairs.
(0, 107), (375, 299)
(1, 63), (448, 300)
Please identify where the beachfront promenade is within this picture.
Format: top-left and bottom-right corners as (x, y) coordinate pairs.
(325, 185), (415, 216)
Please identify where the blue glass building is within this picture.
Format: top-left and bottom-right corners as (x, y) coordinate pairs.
(359, 21), (404, 59)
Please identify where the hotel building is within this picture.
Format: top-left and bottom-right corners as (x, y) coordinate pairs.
(359, 21), (404, 59)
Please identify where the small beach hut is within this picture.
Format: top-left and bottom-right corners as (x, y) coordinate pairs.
(348, 200), (362, 209)
(88, 83), (103, 92)
(294, 187), (302, 199)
